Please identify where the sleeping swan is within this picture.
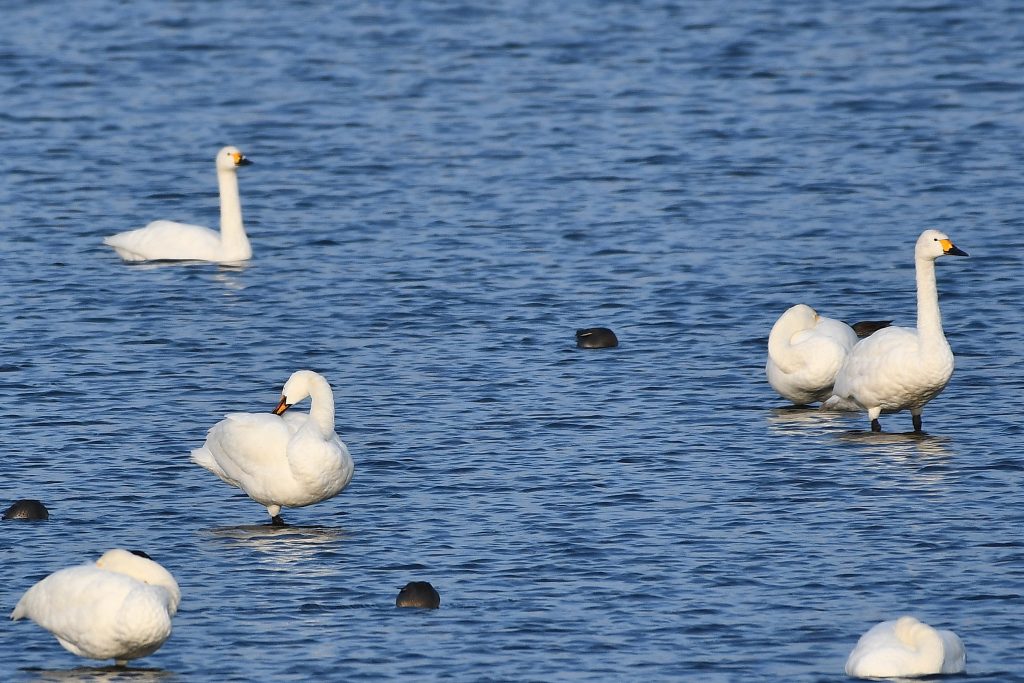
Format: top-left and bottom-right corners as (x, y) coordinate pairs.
(104, 146), (253, 263)
(191, 370), (354, 525)
(10, 549), (180, 665)
(824, 230), (968, 432)
(846, 615), (965, 678)
(766, 304), (889, 405)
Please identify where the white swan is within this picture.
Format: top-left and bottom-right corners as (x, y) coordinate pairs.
(823, 229), (968, 432)
(191, 370), (354, 525)
(766, 305), (890, 405)
(846, 615), (966, 678)
(104, 146), (253, 263)
(10, 549), (180, 665)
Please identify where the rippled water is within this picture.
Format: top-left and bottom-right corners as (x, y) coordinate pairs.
(2, 1), (1024, 681)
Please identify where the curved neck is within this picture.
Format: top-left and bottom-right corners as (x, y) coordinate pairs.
(306, 378), (336, 438)
(912, 628), (944, 667)
(768, 322), (803, 373)
(216, 168), (248, 251)
(915, 256), (943, 342)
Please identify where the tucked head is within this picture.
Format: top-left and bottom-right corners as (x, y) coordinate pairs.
(216, 145), (252, 171)
(782, 303), (819, 326)
(95, 549), (181, 614)
(396, 581), (441, 609)
(2, 499), (49, 521)
(771, 304), (819, 339)
(916, 229), (968, 260)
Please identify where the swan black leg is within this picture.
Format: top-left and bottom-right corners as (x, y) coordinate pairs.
(270, 515), (287, 527)
(871, 419), (882, 432)
(912, 414), (923, 433)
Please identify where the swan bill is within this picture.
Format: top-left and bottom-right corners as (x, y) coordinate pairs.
(940, 239), (968, 256)
(272, 397), (292, 415)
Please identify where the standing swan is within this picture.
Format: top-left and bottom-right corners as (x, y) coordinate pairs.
(104, 146), (253, 263)
(10, 549), (180, 666)
(845, 616), (965, 678)
(824, 230), (967, 432)
(191, 370), (354, 525)
(765, 304), (889, 405)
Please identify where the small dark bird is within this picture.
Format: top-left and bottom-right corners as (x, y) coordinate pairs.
(850, 320), (892, 338)
(3, 499), (49, 521)
(576, 327), (618, 349)
(396, 581), (440, 609)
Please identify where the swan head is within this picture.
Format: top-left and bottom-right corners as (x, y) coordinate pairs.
(272, 370), (328, 415)
(772, 304), (820, 338)
(916, 229), (968, 260)
(95, 549), (181, 615)
(216, 145), (252, 172)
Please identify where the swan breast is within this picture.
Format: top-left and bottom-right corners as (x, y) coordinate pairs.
(832, 326), (954, 410)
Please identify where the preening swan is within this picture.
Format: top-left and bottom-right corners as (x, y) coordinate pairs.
(823, 230), (968, 432)
(766, 304), (889, 405)
(10, 549), (180, 665)
(191, 370), (354, 525)
(104, 146), (253, 263)
(845, 615), (965, 678)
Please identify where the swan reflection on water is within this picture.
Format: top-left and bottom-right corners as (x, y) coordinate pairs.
(21, 665), (173, 683)
(766, 405), (851, 434)
(203, 524), (347, 566)
(118, 261), (249, 293)
(766, 406), (953, 459)
(835, 429), (952, 458)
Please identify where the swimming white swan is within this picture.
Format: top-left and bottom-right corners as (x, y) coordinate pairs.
(766, 304), (890, 405)
(10, 549), (180, 665)
(845, 615), (966, 678)
(104, 146), (253, 263)
(823, 229), (968, 432)
(191, 370), (353, 525)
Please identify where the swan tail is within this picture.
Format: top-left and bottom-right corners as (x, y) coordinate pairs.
(190, 447), (224, 477)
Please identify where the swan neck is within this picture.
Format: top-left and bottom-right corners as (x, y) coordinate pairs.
(217, 168), (247, 248)
(307, 378), (336, 438)
(768, 321), (802, 373)
(915, 256), (944, 341)
(913, 626), (945, 667)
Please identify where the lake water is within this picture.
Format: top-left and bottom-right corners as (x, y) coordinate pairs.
(2, 1), (1023, 680)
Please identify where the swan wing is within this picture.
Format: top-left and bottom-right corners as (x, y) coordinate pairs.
(767, 320), (854, 404)
(104, 220), (222, 262)
(938, 629), (966, 674)
(814, 317), (858, 350)
(192, 412), (292, 488)
(281, 410), (313, 435)
(12, 566), (172, 660)
(831, 326), (919, 397)
(845, 619), (913, 676)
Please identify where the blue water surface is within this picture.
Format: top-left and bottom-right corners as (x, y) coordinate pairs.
(1, 1), (1023, 681)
